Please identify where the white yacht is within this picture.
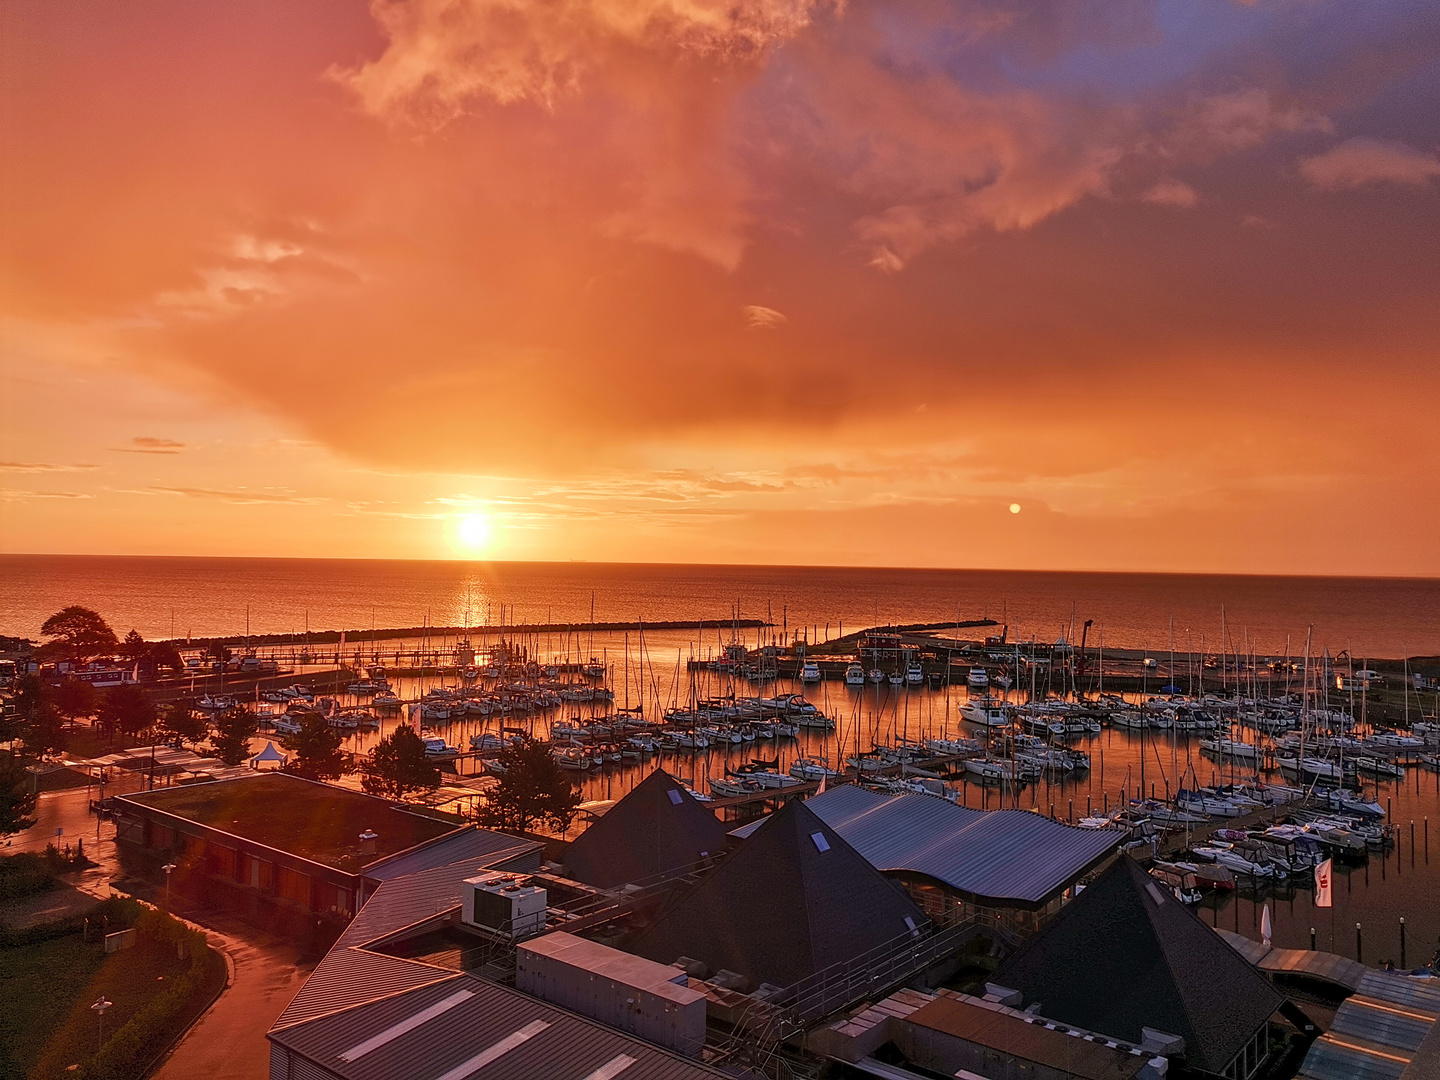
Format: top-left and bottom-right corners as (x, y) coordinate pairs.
(966, 666), (989, 688)
(420, 734), (460, 760)
(868, 668), (885, 684)
(845, 663), (866, 686)
(905, 662), (924, 684)
(788, 757), (839, 782)
(800, 661), (822, 683)
(960, 700), (1011, 727)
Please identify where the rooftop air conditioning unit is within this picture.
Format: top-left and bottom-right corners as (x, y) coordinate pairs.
(462, 872), (547, 937)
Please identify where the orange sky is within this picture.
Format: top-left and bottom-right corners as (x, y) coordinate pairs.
(2, 0), (1438, 574)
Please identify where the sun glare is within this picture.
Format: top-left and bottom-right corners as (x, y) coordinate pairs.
(455, 513), (490, 552)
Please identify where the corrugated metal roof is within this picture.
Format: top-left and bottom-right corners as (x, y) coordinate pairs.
(363, 826), (542, 882)
(272, 949), (456, 1029)
(270, 974), (726, 1080)
(736, 785), (1121, 905)
(1297, 969), (1440, 1080)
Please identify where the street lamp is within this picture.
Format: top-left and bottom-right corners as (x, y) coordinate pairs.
(91, 997), (112, 1051)
(162, 863), (177, 910)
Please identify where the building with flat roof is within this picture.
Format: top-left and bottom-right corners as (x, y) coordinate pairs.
(112, 773), (541, 931)
(269, 850), (731, 1080)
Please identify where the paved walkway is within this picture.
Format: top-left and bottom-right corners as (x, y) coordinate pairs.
(152, 925), (311, 1080)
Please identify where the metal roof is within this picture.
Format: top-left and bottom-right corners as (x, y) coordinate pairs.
(1297, 969), (1440, 1080)
(363, 825), (542, 883)
(735, 785), (1121, 906)
(270, 972), (727, 1080)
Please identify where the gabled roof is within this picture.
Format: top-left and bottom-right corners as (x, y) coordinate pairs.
(563, 768), (730, 889)
(632, 798), (927, 990)
(994, 856), (1284, 1074)
(733, 784), (1121, 906)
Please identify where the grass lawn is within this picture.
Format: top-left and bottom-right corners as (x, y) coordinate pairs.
(30, 936), (190, 1080)
(0, 932), (108, 1078)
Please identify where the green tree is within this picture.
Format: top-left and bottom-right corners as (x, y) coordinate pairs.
(38, 606), (118, 662)
(146, 641), (184, 674)
(0, 752), (38, 835)
(23, 703), (68, 757)
(120, 628), (148, 661)
(158, 701), (209, 747)
(475, 734), (581, 834)
(52, 678), (99, 722)
(281, 714), (350, 781)
(360, 723), (439, 800)
(96, 683), (157, 738)
(209, 705), (257, 766)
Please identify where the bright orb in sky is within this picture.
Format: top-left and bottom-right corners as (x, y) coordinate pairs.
(1009, 503), (1021, 514)
(455, 513), (490, 551)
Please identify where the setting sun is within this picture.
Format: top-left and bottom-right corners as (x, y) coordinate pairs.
(454, 513), (490, 553)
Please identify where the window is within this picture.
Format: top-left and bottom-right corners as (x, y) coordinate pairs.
(666, 790), (683, 806)
(810, 832), (830, 852)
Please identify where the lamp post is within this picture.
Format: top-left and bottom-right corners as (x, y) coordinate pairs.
(91, 997), (112, 1052)
(162, 863), (177, 911)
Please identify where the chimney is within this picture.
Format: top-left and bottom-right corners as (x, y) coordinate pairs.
(359, 830), (378, 857)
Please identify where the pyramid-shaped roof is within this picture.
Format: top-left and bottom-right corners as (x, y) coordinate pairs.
(564, 769), (730, 889)
(632, 798), (928, 990)
(994, 856), (1284, 1074)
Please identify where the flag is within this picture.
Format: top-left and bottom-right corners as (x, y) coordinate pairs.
(1314, 858), (1333, 908)
(1261, 904), (1272, 947)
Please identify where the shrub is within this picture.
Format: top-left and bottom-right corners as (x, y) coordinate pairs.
(75, 909), (225, 1080)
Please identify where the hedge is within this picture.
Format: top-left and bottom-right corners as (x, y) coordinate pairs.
(75, 908), (227, 1080)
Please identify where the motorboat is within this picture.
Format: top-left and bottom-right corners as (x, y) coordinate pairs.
(868, 668), (885, 683)
(845, 663), (866, 687)
(552, 747), (591, 770)
(1354, 756), (1404, 779)
(887, 671), (905, 686)
(709, 775), (766, 797)
(800, 661), (822, 683)
(967, 666), (989, 688)
(960, 700), (1011, 728)
(906, 663), (924, 684)
(420, 734), (460, 760)
(372, 691), (401, 709)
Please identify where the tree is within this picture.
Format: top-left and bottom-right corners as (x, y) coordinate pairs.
(281, 714), (350, 781)
(96, 684), (157, 739)
(475, 734), (581, 834)
(0, 753), (38, 836)
(360, 724), (439, 800)
(120, 629), (148, 661)
(146, 641), (184, 674)
(210, 706), (257, 766)
(158, 702), (209, 747)
(39, 606), (118, 663)
(52, 678), (99, 722)
(22, 704), (68, 758)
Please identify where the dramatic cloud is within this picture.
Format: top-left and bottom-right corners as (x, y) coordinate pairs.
(2, 0), (1439, 572)
(1300, 138), (1440, 190)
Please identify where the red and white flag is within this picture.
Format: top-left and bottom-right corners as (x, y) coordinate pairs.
(1314, 858), (1333, 908)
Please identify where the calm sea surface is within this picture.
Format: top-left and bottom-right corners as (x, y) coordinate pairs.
(3, 556), (1439, 656)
